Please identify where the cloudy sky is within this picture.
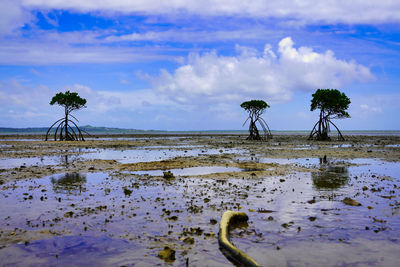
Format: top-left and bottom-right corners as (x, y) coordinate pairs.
(0, 0), (399, 130)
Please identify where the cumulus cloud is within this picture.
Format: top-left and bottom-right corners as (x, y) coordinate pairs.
(21, 0), (400, 24)
(149, 37), (374, 105)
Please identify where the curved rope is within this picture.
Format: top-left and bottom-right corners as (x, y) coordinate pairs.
(218, 211), (261, 267)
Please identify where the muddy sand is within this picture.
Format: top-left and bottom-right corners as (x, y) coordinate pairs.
(0, 134), (399, 266)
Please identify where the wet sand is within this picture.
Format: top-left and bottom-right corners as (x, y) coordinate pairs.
(0, 134), (399, 266)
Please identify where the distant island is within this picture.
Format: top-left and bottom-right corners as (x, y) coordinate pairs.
(0, 125), (160, 134)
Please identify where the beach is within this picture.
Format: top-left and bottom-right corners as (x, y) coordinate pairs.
(0, 134), (399, 266)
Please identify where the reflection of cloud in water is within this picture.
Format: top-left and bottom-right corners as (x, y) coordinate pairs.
(51, 173), (87, 194)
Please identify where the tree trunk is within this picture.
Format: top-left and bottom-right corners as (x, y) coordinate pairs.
(247, 118), (261, 140)
(65, 107), (70, 141)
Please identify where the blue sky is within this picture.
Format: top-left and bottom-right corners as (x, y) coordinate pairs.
(0, 1), (400, 130)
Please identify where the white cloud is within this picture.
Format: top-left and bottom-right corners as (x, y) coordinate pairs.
(0, 28), (278, 65)
(20, 0), (400, 24)
(104, 28), (277, 43)
(360, 104), (382, 113)
(149, 37), (374, 105)
(0, 41), (180, 65)
(0, 0), (31, 36)
(2, 1), (399, 36)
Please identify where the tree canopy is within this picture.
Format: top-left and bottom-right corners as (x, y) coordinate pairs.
(50, 91), (87, 112)
(240, 100), (270, 114)
(310, 89), (350, 119)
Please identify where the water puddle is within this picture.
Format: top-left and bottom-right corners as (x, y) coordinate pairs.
(79, 147), (243, 163)
(332, 144), (353, 148)
(386, 144), (400, 148)
(0, 147), (244, 169)
(235, 156), (320, 165)
(0, 156), (67, 169)
(236, 156), (400, 179)
(0, 139), (41, 142)
(131, 166), (245, 176)
(85, 136), (184, 141)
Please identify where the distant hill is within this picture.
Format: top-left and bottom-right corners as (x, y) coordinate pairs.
(0, 125), (158, 134)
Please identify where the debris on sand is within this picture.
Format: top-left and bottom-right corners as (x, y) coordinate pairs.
(343, 197), (362, 206)
(158, 246), (176, 262)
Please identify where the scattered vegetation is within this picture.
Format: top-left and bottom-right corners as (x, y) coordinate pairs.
(308, 89), (350, 141)
(163, 171), (175, 179)
(45, 91), (87, 141)
(241, 100), (272, 140)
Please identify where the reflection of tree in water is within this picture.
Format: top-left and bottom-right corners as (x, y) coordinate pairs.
(51, 173), (86, 194)
(312, 159), (349, 190)
(60, 154), (69, 166)
(59, 150), (81, 167)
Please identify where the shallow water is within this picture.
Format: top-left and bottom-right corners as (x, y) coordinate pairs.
(1, 156), (399, 266)
(0, 156), (68, 169)
(0, 146), (244, 169)
(131, 166), (247, 176)
(79, 147), (243, 163)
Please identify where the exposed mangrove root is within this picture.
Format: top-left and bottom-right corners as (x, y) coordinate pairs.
(243, 117), (272, 141)
(218, 211), (261, 267)
(308, 116), (345, 141)
(45, 116), (85, 141)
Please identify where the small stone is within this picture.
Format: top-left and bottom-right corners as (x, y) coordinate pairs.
(163, 171), (174, 179)
(158, 246), (175, 262)
(307, 199), (316, 204)
(64, 211), (74, 218)
(168, 215), (178, 221)
(183, 237), (194, 244)
(123, 187), (132, 196)
(343, 197), (361, 206)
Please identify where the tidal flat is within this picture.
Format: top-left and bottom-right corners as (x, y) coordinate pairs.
(0, 134), (399, 266)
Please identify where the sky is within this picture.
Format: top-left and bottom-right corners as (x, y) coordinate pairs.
(0, 1), (400, 131)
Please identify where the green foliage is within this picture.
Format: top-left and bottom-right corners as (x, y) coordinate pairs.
(310, 89), (350, 119)
(240, 100), (270, 114)
(50, 91), (87, 112)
